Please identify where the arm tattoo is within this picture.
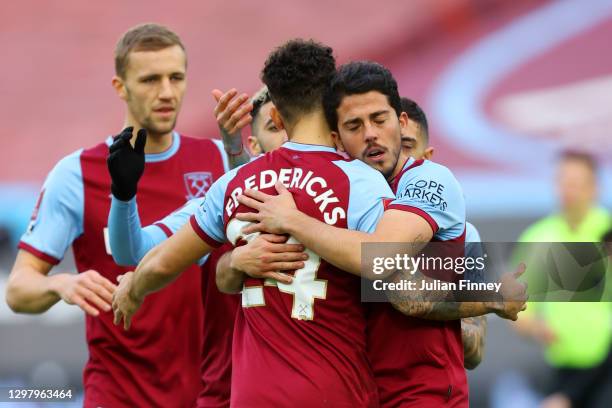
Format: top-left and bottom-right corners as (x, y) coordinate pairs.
(462, 315), (488, 369)
(384, 235), (497, 320)
(227, 150), (250, 170)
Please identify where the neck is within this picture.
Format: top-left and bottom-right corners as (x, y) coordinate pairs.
(388, 151), (409, 182)
(562, 205), (591, 231)
(142, 132), (174, 154)
(286, 110), (334, 148)
(123, 119), (174, 154)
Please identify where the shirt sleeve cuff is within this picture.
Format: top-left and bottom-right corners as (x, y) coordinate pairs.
(18, 242), (61, 265)
(111, 195), (136, 206)
(189, 215), (223, 248)
(385, 204), (439, 234)
(153, 223), (173, 238)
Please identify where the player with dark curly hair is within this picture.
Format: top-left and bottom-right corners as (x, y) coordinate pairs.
(110, 39), (394, 406)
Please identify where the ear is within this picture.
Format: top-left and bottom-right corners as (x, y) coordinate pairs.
(398, 111), (409, 130)
(112, 76), (128, 101)
(247, 136), (262, 155)
(423, 146), (435, 160)
(270, 106), (285, 131)
(331, 131), (345, 152)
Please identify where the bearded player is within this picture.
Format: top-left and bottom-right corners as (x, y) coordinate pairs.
(400, 96), (487, 370)
(5, 23), (234, 407)
(112, 39), (394, 406)
(234, 62), (527, 407)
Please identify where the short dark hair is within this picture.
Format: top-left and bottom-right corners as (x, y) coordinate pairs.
(261, 39), (336, 125)
(250, 86), (272, 130)
(559, 149), (598, 174)
(400, 97), (429, 142)
(323, 61), (402, 132)
(115, 23), (185, 78)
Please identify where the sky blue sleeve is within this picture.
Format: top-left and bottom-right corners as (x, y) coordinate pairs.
(332, 160), (395, 233)
(465, 221), (482, 243)
(389, 161), (465, 240)
(211, 139), (230, 172)
(107, 197), (168, 266)
(19, 150), (84, 264)
(109, 196), (211, 266)
(192, 169), (237, 246)
(155, 198), (204, 234)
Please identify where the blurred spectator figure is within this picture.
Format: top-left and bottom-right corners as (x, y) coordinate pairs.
(513, 151), (612, 408)
(0, 226), (10, 251)
(0, 227), (13, 272)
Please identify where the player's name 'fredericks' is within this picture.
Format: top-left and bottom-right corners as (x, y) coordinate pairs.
(373, 279), (502, 292)
(225, 168), (347, 225)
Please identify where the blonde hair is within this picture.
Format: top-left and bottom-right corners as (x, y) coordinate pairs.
(115, 23), (185, 78)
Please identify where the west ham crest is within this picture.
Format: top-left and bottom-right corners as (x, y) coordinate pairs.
(184, 172), (213, 199)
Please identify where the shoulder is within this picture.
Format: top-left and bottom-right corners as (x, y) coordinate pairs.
(406, 159), (459, 182)
(47, 149), (84, 184)
(397, 159), (463, 196)
(179, 134), (216, 146)
(332, 158), (387, 180)
(331, 159), (394, 204)
(518, 215), (560, 241)
(207, 161), (247, 194)
(333, 159), (392, 192)
(465, 222), (481, 242)
(396, 159), (463, 195)
(591, 207), (611, 224)
(179, 135), (223, 153)
(33, 148), (87, 226)
(81, 140), (111, 159)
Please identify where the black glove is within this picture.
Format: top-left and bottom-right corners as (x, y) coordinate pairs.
(107, 127), (147, 201)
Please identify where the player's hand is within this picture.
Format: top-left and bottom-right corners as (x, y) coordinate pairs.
(540, 393), (571, 408)
(231, 234), (307, 284)
(495, 263), (528, 321)
(55, 270), (117, 316)
(212, 88), (252, 154)
(112, 272), (143, 330)
(235, 182), (298, 235)
(107, 127), (147, 201)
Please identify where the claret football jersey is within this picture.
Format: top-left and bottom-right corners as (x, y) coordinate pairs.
(368, 157), (469, 407)
(20, 133), (228, 408)
(191, 141), (394, 407)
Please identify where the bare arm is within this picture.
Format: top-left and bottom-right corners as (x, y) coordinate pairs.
(462, 315), (488, 369)
(212, 88), (252, 169)
(286, 210), (433, 278)
(112, 221), (214, 329)
(216, 234), (307, 293)
(215, 252), (246, 294)
(236, 185), (528, 321)
(225, 145), (250, 170)
(237, 185), (432, 279)
(6, 250), (115, 316)
(132, 222), (212, 299)
(386, 263), (527, 320)
(385, 266), (501, 319)
(7, 251), (64, 313)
